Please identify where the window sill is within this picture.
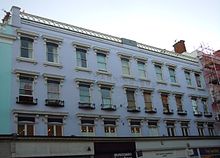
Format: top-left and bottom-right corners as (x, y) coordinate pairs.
(170, 82), (181, 87)
(187, 86), (196, 89)
(197, 87), (205, 91)
(16, 57), (37, 64)
(139, 78), (151, 82)
(44, 62), (63, 68)
(122, 75), (135, 80)
(75, 67), (92, 73)
(157, 80), (167, 85)
(96, 70), (112, 76)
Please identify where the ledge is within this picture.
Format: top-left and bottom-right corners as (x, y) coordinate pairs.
(157, 80), (167, 85)
(96, 70), (112, 76)
(187, 86), (196, 89)
(16, 57), (37, 64)
(170, 83), (181, 87)
(122, 75), (135, 80)
(139, 78), (151, 82)
(75, 67), (92, 73)
(44, 62), (63, 68)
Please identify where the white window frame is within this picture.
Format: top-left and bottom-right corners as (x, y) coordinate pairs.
(104, 120), (117, 137)
(101, 87), (112, 106)
(121, 58), (131, 76)
(185, 71), (192, 86)
(180, 121), (189, 136)
(76, 48), (88, 68)
(17, 116), (35, 136)
(20, 36), (34, 59)
(143, 91), (153, 111)
(46, 42), (59, 63)
(130, 120), (141, 137)
(168, 67), (177, 83)
(155, 64), (163, 81)
(19, 75), (34, 97)
(126, 89), (136, 108)
(47, 117), (63, 136)
(137, 61), (146, 79)
(197, 122), (204, 136)
(47, 79), (60, 100)
(191, 98), (199, 114)
(81, 119), (95, 136)
(79, 84), (91, 104)
(166, 121), (176, 136)
(195, 73), (202, 88)
(148, 121), (159, 136)
(97, 53), (107, 71)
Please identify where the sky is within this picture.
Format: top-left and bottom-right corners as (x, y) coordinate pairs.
(0, 0), (219, 53)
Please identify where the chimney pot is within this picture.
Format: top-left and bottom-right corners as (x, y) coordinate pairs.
(173, 40), (186, 54)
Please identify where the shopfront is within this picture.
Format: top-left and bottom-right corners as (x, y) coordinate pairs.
(94, 141), (136, 158)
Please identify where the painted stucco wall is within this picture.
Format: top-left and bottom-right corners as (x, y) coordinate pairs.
(8, 6), (215, 137)
(0, 25), (13, 134)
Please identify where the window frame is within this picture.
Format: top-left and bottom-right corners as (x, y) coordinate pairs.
(17, 116), (35, 136)
(185, 71), (192, 86)
(175, 95), (183, 111)
(126, 89), (136, 108)
(137, 61), (146, 79)
(79, 84), (91, 104)
(180, 121), (189, 136)
(121, 58), (131, 76)
(101, 87), (112, 106)
(130, 120), (141, 136)
(148, 121), (159, 136)
(195, 73), (202, 88)
(47, 117), (63, 136)
(47, 79), (60, 100)
(104, 120), (117, 136)
(97, 53), (107, 71)
(191, 97), (199, 114)
(81, 119), (95, 136)
(143, 91), (153, 111)
(168, 67), (177, 83)
(20, 36), (34, 59)
(46, 42), (59, 63)
(197, 122), (204, 136)
(155, 64), (163, 81)
(76, 48), (88, 68)
(19, 75), (34, 97)
(166, 121), (176, 136)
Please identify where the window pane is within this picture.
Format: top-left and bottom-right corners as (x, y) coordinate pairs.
(56, 125), (62, 136)
(20, 77), (33, 95)
(21, 37), (33, 58)
(27, 124), (34, 136)
(48, 125), (54, 136)
(121, 58), (130, 75)
(18, 124), (25, 136)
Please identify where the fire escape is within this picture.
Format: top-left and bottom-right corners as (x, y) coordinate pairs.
(199, 48), (220, 121)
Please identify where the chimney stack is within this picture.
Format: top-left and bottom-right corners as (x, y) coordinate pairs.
(173, 40), (186, 54)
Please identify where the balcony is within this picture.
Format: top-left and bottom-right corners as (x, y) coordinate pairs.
(79, 102), (95, 109)
(16, 96), (37, 105)
(193, 111), (203, 117)
(45, 99), (64, 107)
(163, 108), (174, 115)
(127, 106), (141, 112)
(145, 107), (157, 113)
(177, 109), (187, 116)
(204, 112), (213, 117)
(101, 104), (116, 111)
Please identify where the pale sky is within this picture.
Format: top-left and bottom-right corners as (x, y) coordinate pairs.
(1, 0), (219, 52)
